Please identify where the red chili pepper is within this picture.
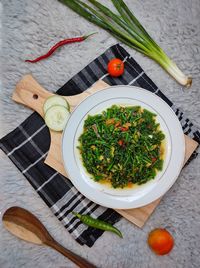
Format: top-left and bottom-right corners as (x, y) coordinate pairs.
(25, 32), (97, 63)
(120, 127), (129, 132)
(152, 157), (157, 162)
(118, 139), (124, 146)
(115, 121), (121, 127)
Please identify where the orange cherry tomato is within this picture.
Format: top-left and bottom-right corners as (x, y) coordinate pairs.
(148, 228), (174, 255)
(107, 58), (124, 77)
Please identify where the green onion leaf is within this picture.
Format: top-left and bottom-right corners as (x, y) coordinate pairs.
(59, 0), (192, 87)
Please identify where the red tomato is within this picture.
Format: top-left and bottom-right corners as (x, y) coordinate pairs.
(120, 127), (129, 132)
(151, 157), (157, 163)
(118, 139), (124, 146)
(107, 58), (124, 77)
(148, 228), (174, 255)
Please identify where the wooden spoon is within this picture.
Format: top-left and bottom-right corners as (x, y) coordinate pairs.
(2, 206), (96, 268)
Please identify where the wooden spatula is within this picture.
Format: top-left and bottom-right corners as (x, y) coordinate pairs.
(2, 207), (96, 268)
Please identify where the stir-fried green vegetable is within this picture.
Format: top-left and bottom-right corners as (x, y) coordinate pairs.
(78, 105), (165, 188)
(59, 0), (191, 87)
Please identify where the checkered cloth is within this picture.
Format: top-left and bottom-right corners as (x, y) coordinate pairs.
(1, 44), (200, 247)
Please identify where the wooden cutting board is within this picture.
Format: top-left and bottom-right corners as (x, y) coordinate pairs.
(13, 75), (198, 228)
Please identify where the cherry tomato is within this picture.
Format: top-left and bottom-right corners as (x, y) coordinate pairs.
(107, 58), (124, 77)
(148, 228), (174, 255)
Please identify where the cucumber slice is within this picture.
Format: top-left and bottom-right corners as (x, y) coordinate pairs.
(43, 95), (70, 114)
(44, 105), (70, 131)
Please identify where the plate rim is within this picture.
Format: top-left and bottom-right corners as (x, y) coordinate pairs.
(62, 85), (185, 209)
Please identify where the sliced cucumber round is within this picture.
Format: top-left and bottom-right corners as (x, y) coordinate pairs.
(43, 95), (70, 114)
(44, 105), (70, 132)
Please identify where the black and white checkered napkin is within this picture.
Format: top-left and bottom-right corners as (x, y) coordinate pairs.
(1, 44), (200, 247)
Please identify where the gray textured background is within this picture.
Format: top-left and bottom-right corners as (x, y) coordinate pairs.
(0, 0), (200, 267)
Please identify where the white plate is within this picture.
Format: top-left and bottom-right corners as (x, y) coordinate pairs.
(62, 86), (185, 209)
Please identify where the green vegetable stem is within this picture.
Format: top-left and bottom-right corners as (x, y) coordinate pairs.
(78, 105), (165, 188)
(72, 212), (123, 238)
(59, 0), (192, 87)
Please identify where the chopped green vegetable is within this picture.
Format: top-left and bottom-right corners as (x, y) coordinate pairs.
(78, 105), (165, 188)
(59, 0), (192, 87)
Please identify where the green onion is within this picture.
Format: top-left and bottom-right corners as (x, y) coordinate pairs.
(59, 0), (192, 87)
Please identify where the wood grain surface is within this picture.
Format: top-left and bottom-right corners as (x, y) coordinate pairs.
(12, 75), (199, 227)
(3, 207), (96, 268)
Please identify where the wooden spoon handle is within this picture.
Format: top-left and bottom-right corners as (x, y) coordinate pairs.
(46, 239), (97, 268)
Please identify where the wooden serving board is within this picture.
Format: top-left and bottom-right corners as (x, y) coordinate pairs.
(13, 75), (198, 228)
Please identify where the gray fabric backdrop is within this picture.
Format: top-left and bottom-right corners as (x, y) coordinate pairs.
(0, 0), (200, 267)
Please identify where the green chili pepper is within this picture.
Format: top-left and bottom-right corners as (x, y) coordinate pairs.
(72, 212), (123, 238)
